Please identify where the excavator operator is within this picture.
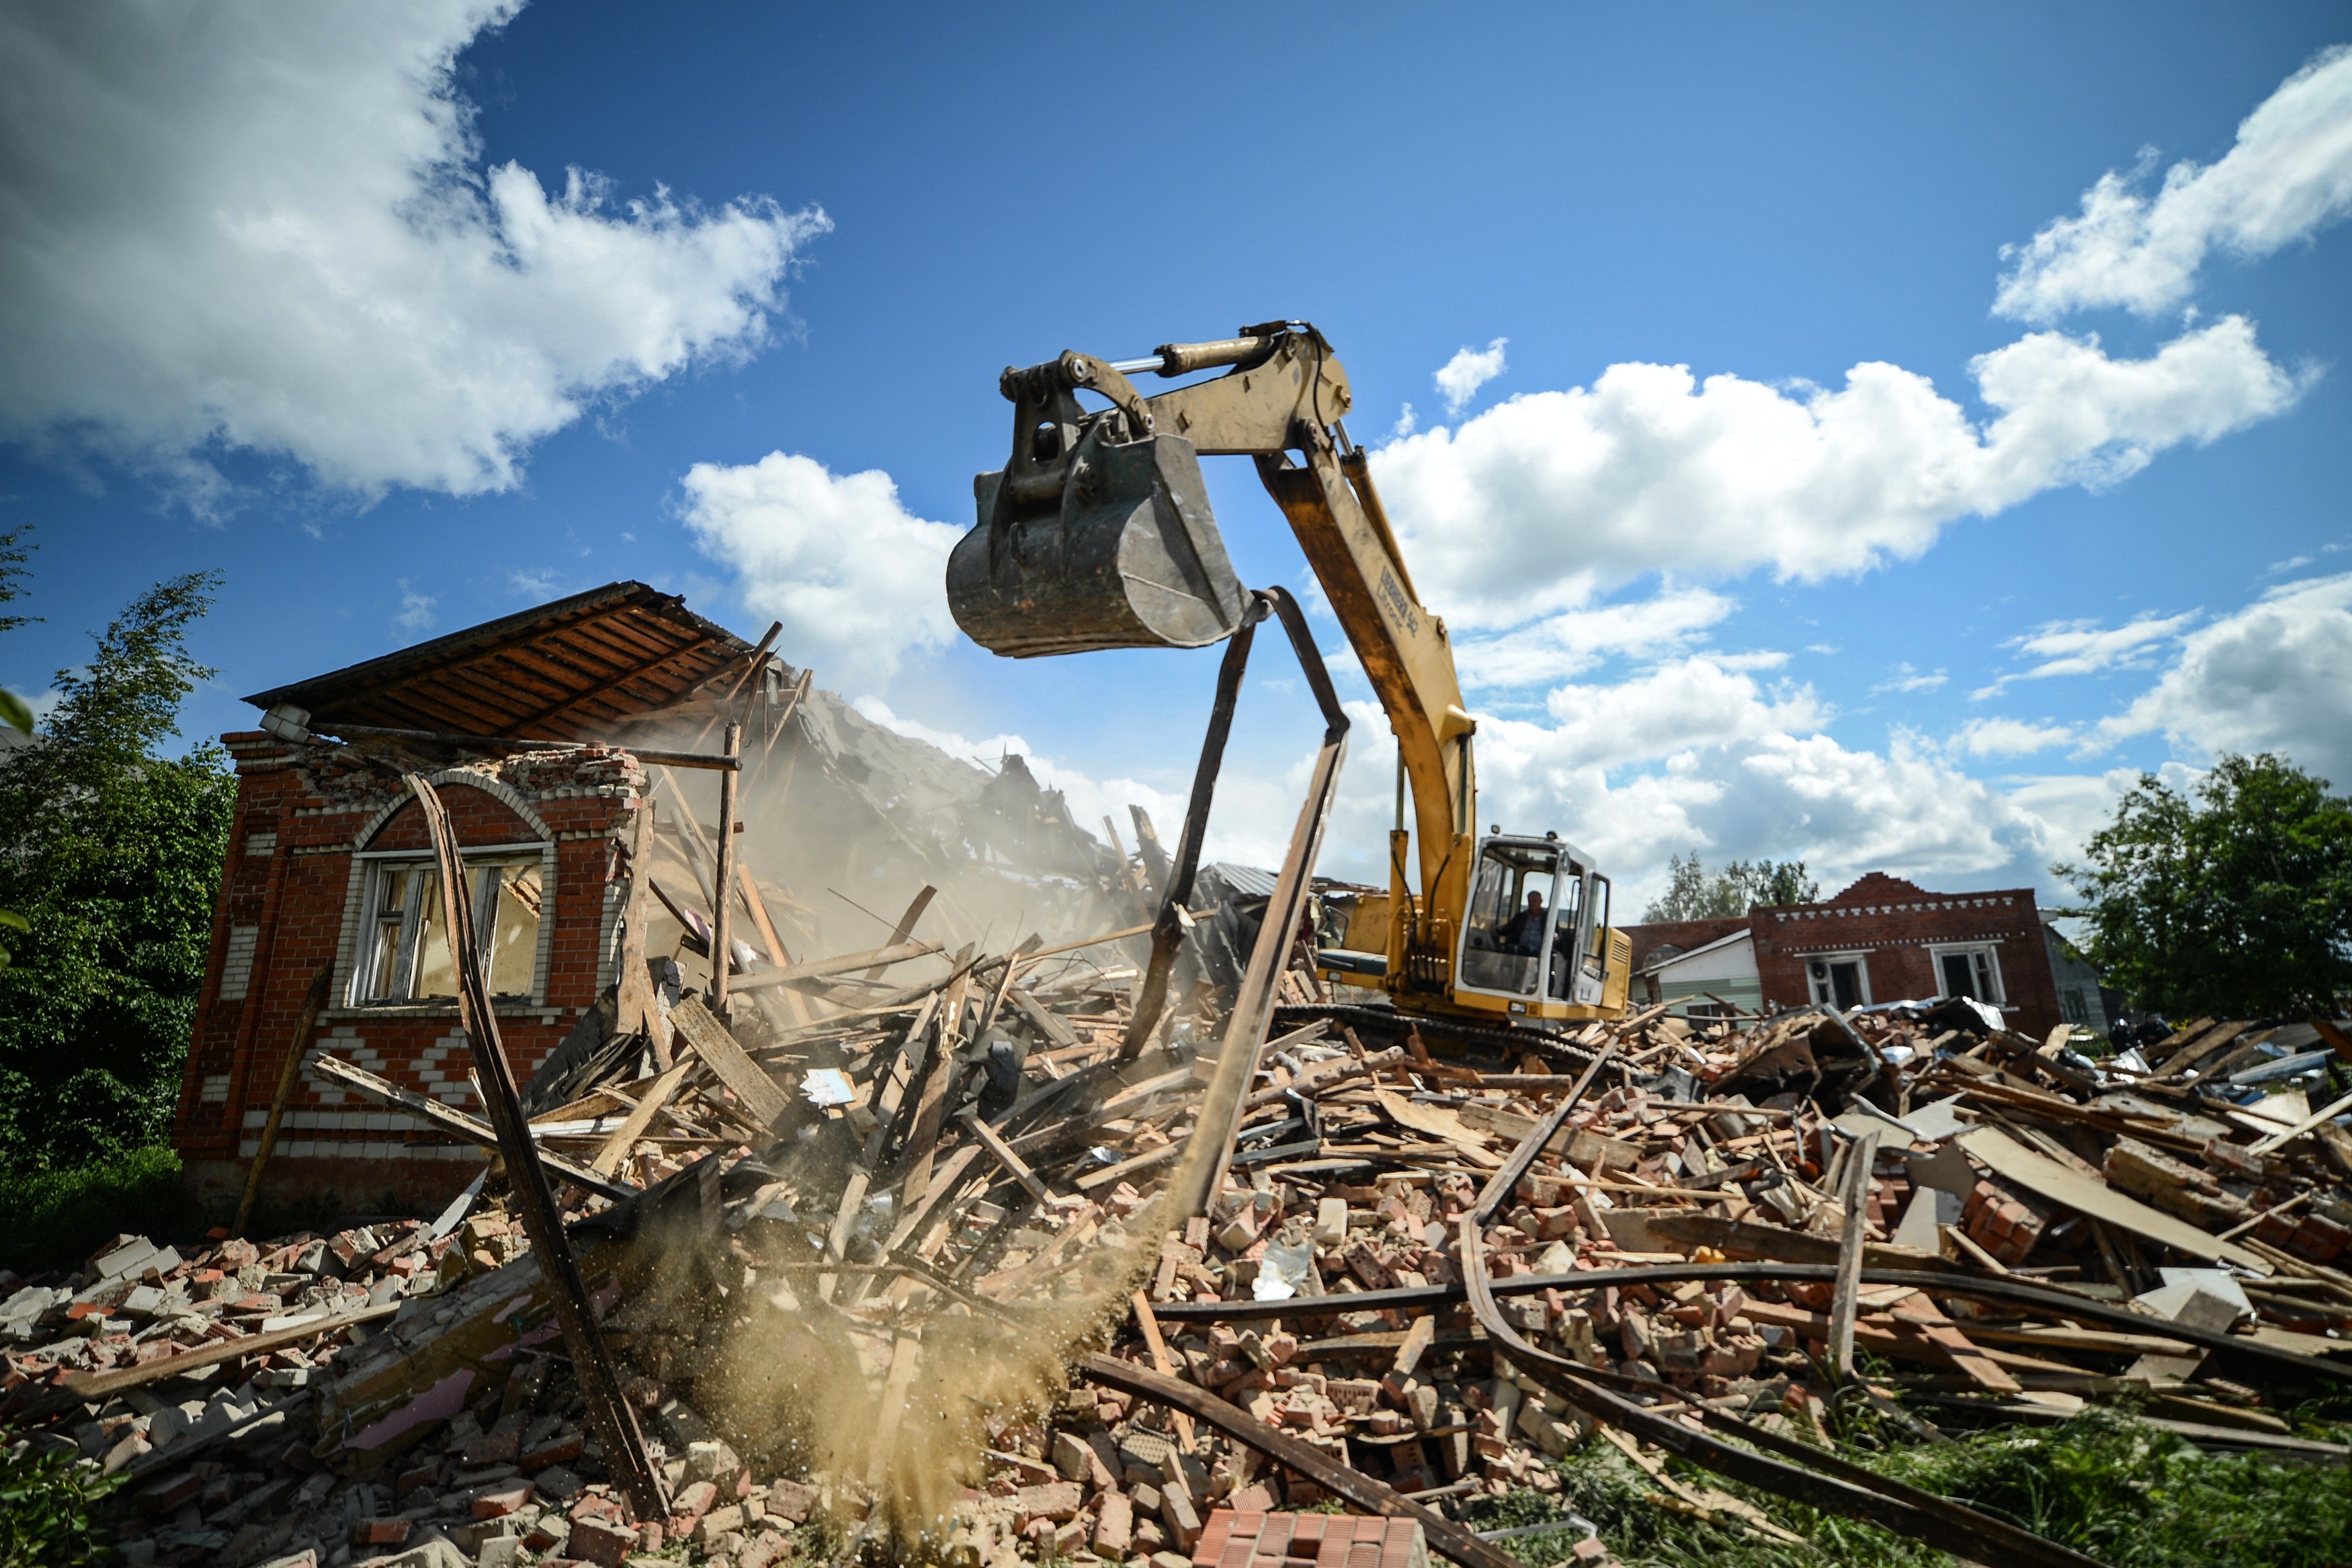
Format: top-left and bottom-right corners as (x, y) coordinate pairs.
(1497, 889), (1548, 956)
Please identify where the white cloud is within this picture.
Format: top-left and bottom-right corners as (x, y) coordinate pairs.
(1957, 717), (2075, 756)
(1390, 404), (1418, 441)
(2100, 572), (2352, 783)
(0, 1), (826, 504)
(1872, 663), (1948, 694)
(1434, 339), (1509, 415)
(509, 568), (560, 600)
(1517, 657), (1826, 775)
(679, 452), (962, 689)
(1995, 46), (2352, 321)
(394, 585), (436, 636)
(1452, 586), (1736, 688)
(1975, 607), (2199, 695)
(1372, 317), (2304, 630)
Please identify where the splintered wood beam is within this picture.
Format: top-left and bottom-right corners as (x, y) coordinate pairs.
(590, 1058), (694, 1176)
(730, 939), (946, 992)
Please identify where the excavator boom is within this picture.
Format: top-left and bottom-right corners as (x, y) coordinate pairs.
(948, 323), (1628, 1027)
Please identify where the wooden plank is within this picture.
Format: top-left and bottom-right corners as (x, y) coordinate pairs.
(57, 1303), (401, 1403)
(1075, 1142), (1183, 1193)
(589, 1058), (694, 1176)
(730, 939), (946, 993)
(1829, 1129), (1878, 1382)
(233, 965), (333, 1237)
(960, 1109), (1056, 1206)
(1129, 1292), (1197, 1452)
(668, 994), (792, 1130)
(616, 799), (663, 1057)
(1957, 1125), (2271, 1271)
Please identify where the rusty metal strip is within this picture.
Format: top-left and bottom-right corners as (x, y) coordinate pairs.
(1081, 1356), (1521, 1568)
(406, 773), (667, 1518)
(1123, 600), (1267, 1059)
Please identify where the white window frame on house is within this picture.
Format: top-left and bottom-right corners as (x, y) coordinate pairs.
(349, 841), (552, 1006)
(1805, 952), (1872, 1009)
(1929, 942), (2007, 1007)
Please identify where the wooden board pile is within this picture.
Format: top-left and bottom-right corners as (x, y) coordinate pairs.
(12, 963), (2352, 1568)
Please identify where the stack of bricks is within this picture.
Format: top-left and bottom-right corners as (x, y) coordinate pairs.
(1191, 1509), (1429, 1568)
(1961, 1180), (2046, 1264)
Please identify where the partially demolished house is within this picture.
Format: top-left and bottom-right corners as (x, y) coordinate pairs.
(172, 582), (1125, 1217)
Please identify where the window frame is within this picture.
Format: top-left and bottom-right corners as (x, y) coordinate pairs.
(349, 840), (552, 1007)
(1928, 942), (2007, 1006)
(1805, 951), (1873, 1009)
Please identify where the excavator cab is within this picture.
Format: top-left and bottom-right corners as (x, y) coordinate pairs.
(1455, 834), (1612, 1011)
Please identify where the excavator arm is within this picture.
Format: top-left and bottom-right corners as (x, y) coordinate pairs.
(950, 323), (1622, 1021)
(956, 326), (1474, 904)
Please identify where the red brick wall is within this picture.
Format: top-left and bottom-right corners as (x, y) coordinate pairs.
(1749, 873), (2062, 1036)
(1620, 916), (1753, 975)
(173, 733), (645, 1217)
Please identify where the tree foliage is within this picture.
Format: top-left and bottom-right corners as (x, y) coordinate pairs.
(2056, 753), (2352, 1018)
(1641, 853), (1820, 923)
(0, 565), (235, 1171)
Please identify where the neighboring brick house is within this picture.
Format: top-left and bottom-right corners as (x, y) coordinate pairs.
(175, 582), (761, 1218)
(1622, 871), (2075, 1037)
(1749, 873), (2066, 1036)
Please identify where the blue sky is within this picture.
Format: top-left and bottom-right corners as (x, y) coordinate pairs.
(4, 3), (2349, 907)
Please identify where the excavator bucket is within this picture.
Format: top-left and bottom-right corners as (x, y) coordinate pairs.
(950, 427), (1251, 658)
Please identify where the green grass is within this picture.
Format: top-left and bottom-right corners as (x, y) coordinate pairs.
(0, 1143), (192, 1277)
(1466, 1408), (2352, 1568)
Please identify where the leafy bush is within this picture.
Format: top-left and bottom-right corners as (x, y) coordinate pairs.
(0, 1143), (192, 1277)
(0, 1446), (121, 1567)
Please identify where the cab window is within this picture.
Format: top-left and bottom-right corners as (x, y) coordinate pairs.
(1459, 842), (1558, 996)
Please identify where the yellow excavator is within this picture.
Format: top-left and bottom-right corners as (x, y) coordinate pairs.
(946, 322), (1631, 1036)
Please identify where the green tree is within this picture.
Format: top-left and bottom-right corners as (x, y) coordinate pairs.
(0, 570), (236, 1171)
(2056, 753), (2352, 1018)
(1641, 853), (1820, 922)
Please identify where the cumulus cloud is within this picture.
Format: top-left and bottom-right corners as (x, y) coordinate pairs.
(0, 1), (826, 503)
(1995, 46), (2352, 321)
(1957, 717), (2076, 756)
(1452, 586), (1736, 689)
(2099, 572), (2352, 783)
(1974, 608), (2199, 696)
(1372, 316), (2304, 629)
(1434, 339), (1509, 415)
(679, 451), (962, 689)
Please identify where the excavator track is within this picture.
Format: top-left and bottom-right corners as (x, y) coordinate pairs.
(1271, 1002), (1605, 1069)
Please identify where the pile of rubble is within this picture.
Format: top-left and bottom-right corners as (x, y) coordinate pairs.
(10, 928), (2352, 1567)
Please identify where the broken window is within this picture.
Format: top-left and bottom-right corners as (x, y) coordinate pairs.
(1931, 943), (2005, 1006)
(355, 853), (546, 1003)
(1807, 955), (1870, 1010)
